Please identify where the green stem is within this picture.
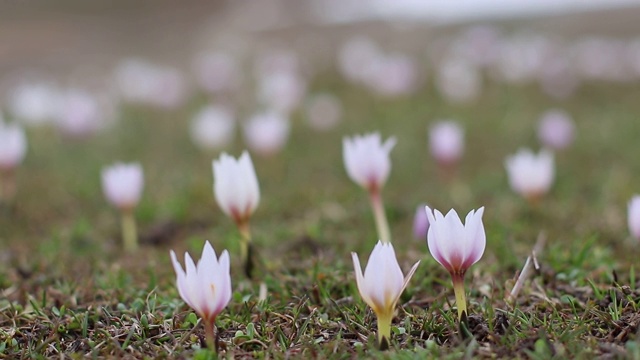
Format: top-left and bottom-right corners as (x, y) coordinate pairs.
(452, 273), (467, 320)
(204, 317), (218, 356)
(369, 191), (391, 244)
(237, 220), (253, 279)
(377, 312), (392, 350)
(121, 210), (138, 252)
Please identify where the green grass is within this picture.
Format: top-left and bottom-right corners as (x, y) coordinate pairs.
(2, 72), (640, 359)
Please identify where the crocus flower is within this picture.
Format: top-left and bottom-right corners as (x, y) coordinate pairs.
(343, 133), (396, 243)
(425, 206), (485, 321)
(189, 105), (235, 151)
(429, 121), (464, 168)
(212, 151), (260, 277)
(537, 109), (575, 150)
(0, 121), (27, 202)
(101, 163), (144, 252)
(243, 111), (290, 157)
(504, 148), (554, 203)
(170, 241), (231, 353)
(352, 241), (420, 349)
(413, 204), (429, 240)
(628, 195), (640, 240)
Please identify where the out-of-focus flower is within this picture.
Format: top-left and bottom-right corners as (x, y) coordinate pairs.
(366, 53), (419, 97)
(189, 105), (235, 151)
(628, 196), (640, 240)
(101, 163), (144, 211)
(101, 162), (144, 252)
(343, 133), (396, 193)
(114, 59), (188, 109)
(8, 81), (60, 126)
(243, 111), (290, 156)
(413, 204), (429, 240)
(170, 241), (231, 351)
(537, 109), (575, 150)
(343, 133), (396, 244)
(352, 241), (420, 349)
(436, 57), (481, 104)
(55, 89), (111, 139)
(338, 36), (381, 83)
(257, 72), (306, 114)
(305, 93), (342, 132)
(505, 149), (554, 202)
(0, 121), (27, 171)
(425, 206), (485, 320)
(212, 151), (260, 277)
(192, 52), (241, 94)
(429, 121), (464, 167)
(212, 151), (260, 224)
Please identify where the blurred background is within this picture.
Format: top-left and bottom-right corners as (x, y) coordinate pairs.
(3, 0), (640, 257)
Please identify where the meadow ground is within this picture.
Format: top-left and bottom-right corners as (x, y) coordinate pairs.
(2, 72), (640, 359)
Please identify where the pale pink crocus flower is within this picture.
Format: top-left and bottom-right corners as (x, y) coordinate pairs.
(243, 111), (290, 157)
(170, 241), (231, 353)
(413, 204), (429, 240)
(628, 195), (640, 241)
(537, 110), (575, 150)
(352, 241), (420, 349)
(425, 206), (486, 321)
(429, 121), (464, 180)
(505, 148), (555, 203)
(189, 105), (235, 151)
(343, 133), (396, 243)
(0, 121), (27, 201)
(101, 162), (144, 252)
(212, 151), (260, 277)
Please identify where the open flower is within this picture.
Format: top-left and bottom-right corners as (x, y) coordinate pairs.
(628, 195), (640, 240)
(505, 148), (554, 202)
(343, 133), (396, 193)
(352, 241), (420, 349)
(101, 163), (144, 212)
(212, 151), (260, 278)
(170, 241), (231, 352)
(425, 206), (485, 321)
(212, 151), (260, 225)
